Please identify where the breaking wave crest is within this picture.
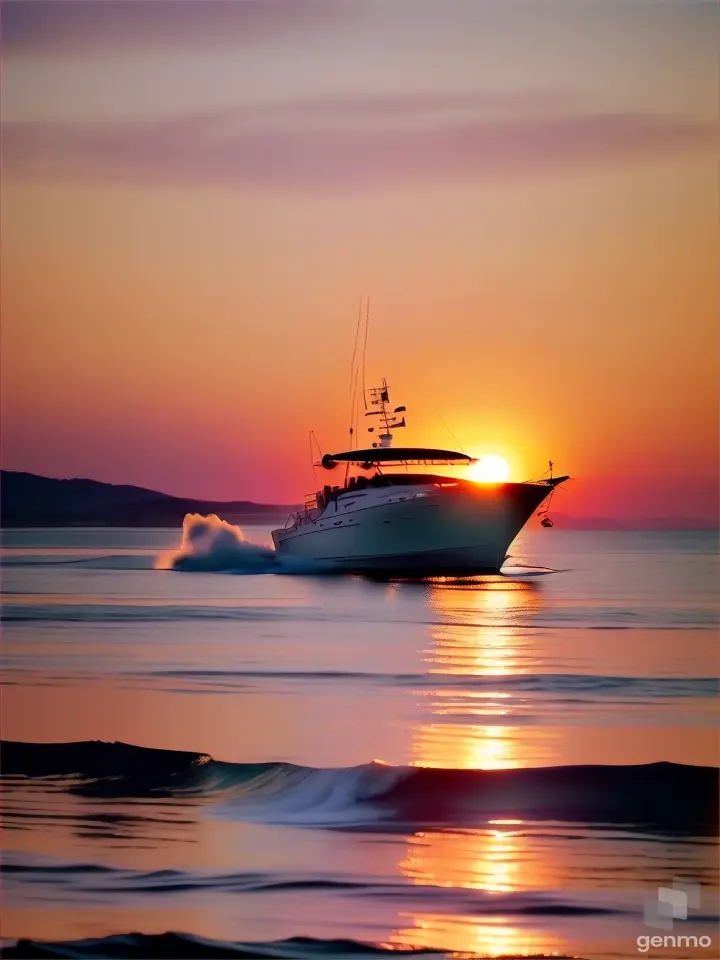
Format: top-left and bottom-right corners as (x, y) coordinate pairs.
(3, 740), (717, 833)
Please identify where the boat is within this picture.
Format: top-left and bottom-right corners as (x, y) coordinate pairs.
(271, 379), (567, 575)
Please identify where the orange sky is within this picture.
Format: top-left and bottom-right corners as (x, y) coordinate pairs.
(1, 1), (717, 521)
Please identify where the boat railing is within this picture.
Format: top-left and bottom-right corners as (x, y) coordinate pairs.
(285, 504), (321, 530)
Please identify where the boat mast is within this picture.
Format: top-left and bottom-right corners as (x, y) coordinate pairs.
(365, 379), (406, 448)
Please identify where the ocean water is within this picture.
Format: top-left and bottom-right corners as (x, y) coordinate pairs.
(1, 526), (718, 959)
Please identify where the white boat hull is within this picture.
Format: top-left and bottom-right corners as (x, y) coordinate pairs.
(272, 481), (554, 575)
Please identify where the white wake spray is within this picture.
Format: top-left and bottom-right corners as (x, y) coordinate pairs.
(156, 513), (278, 573)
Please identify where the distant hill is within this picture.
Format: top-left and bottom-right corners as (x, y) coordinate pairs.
(0, 471), (299, 527)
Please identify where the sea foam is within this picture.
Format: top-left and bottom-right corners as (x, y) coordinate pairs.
(156, 513), (278, 573)
(156, 513), (334, 574)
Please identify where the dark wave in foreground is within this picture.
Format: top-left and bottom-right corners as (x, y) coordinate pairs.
(2, 931), (576, 959)
(3, 740), (717, 832)
(0, 857), (630, 917)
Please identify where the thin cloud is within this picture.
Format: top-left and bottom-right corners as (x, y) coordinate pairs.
(3, 97), (717, 189)
(2, 0), (340, 56)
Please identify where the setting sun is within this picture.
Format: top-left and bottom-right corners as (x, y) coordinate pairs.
(468, 455), (511, 484)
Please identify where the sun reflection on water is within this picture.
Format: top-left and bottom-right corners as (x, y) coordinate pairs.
(410, 578), (551, 771)
(393, 824), (566, 955)
(392, 578), (567, 957)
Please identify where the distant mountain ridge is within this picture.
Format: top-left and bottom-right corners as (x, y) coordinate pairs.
(0, 471), (299, 527)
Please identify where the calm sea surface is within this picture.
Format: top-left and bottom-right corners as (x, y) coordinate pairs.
(1, 527), (718, 959)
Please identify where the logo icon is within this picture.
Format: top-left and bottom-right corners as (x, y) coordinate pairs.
(644, 879), (701, 930)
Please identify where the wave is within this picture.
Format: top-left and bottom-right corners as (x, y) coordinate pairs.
(1, 857), (627, 915)
(148, 669), (718, 699)
(3, 740), (717, 833)
(500, 565), (558, 577)
(0, 554), (155, 570)
(4, 602), (715, 628)
(0, 930), (575, 959)
(1, 604), (304, 623)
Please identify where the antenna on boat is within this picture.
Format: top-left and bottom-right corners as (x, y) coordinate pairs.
(436, 413), (466, 454)
(365, 378), (406, 448)
(349, 298), (364, 448)
(309, 430), (321, 485)
(362, 298), (370, 411)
